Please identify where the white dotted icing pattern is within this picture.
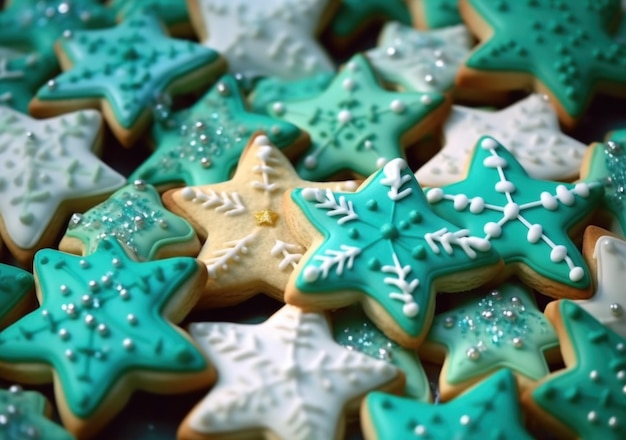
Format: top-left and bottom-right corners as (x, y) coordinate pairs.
(187, 305), (398, 439)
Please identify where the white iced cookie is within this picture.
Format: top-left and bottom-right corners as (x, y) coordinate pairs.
(366, 22), (472, 94)
(415, 94), (588, 187)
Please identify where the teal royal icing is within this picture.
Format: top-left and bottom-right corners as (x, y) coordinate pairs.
(0, 51), (57, 114)
(64, 180), (198, 261)
(531, 300), (626, 439)
(465, 0), (626, 121)
(329, 0), (411, 38)
(109, 0), (189, 30)
(0, 263), (33, 326)
(422, 0), (461, 28)
(130, 74), (302, 188)
(426, 136), (603, 295)
(291, 157), (500, 343)
(365, 369), (533, 439)
(0, 238), (207, 418)
(35, 12), (222, 129)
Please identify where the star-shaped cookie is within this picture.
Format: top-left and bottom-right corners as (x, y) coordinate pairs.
(416, 94), (589, 187)
(422, 281), (558, 400)
(575, 226), (626, 339)
(270, 54), (449, 180)
(284, 156), (502, 348)
(30, 12), (226, 147)
(130, 74), (304, 189)
(162, 134), (358, 308)
(426, 136), (603, 299)
(0, 238), (212, 438)
(523, 300), (626, 439)
(178, 305), (403, 440)
(362, 369), (533, 440)
(0, 106), (126, 265)
(59, 180), (200, 261)
(187, 0), (334, 80)
(457, 0), (626, 128)
(366, 22), (472, 95)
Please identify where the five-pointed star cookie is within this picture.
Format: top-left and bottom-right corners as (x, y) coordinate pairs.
(284, 156), (501, 348)
(187, 0), (334, 80)
(426, 136), (603, 300)
(457, 0), (626, 128)
(30, 12), (226, 147)
(523, 300), (626, 439)
(270, 54), (449, 180)
(362, 369), (533, 440)
(0, 263), (34, 330)
(0, 50), (56, 113)
(59, 180), (200, 261)
(0, 385), (73, 440)
(0, 0), (114, 57)
(366, 22), (472, 95)
(178, 305), (403, 440)
(162, 134), (358, 308)
(416, 94), (589, 187)
(0, 238), (212, 438)
(130, 74), (304, 189)
(0, 106), (125, 265)
(423, 281), (558, 400)
(575, 226), (626, 339)
(409, 0), (462, 29)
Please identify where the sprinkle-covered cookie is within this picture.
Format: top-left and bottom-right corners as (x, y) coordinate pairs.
(130, 74), (304, 190)
(30, 12), (226, 147)
(284, 157), (502, 348)
(108, 0), (192, 37)
(366, 22), (472, 95)
(0, 385), (74, 440)
(270, 54), (449, 180)
(0, 50), (56, 114)
(416, 94), (589, 187)
(575, 226), (626, 339)
(178, 305), (404, 440)
(422, 281), (558, 400)
(523, 299), (626, 439)
(0, 263), (34, 330)
(0, 106), (126, 265)
(331, 304), (431, 401)
(0, 238), (212, 438)
(426, 136), (603, 299)
(163, 134), (358, 307)
(457, 0), (626, 128)
(59, 180), (200, 261)
(361, 369), (533, 440)
(409, 0), (462, 29)
(187, 0), (334, 80)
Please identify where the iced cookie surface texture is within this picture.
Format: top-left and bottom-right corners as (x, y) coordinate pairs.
(423, 281), (558, 400)
(0, 51), (56, 114)
(163, 135), (358, 307)
(285, 157), (501, 348)
(457, 0), (626, 128)
(187, 0), (334, 80)
(575, 226), (626, 339)
(0, 106), (125, 265)
(426, 136), (602, 299)
(366, 23), (472, 95)
(131, 74), (303, 189)
(361, 369), (533, 440)
(179, 305), (403, 440)
(270, 54), (449, 180)
(523, 300), (626, 439)
(416, 94), (588, 187)
(60, 180), (200, 261)
(0, 239), (212, 438)
(30, 12), (226, 147)
(0, 263), (34, 330)
(108, 0), (191, 36)
(409, 0), (462, 30)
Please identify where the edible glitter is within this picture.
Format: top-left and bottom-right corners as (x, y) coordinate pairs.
(603, 141), (626, 210)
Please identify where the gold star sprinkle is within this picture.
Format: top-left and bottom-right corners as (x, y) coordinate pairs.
(254, 209), (279, 227)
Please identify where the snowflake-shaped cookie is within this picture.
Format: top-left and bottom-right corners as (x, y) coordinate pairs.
(178, 305), (402, 440)
(0, 106), (125, 264)
(366, 22), (472, 95)
(285, 156), (501, 347)
(163, 134), (358, 307)
(426, 136), (602, 299)
(0, 238), (212, 438)
(416, 94), (588, 187)
(188, 0), (334, 80)
(270, 54), (448, 180)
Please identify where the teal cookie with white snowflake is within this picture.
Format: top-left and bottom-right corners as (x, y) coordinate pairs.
(426, 135), (603, 300)
(285, 156), (502, 348)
